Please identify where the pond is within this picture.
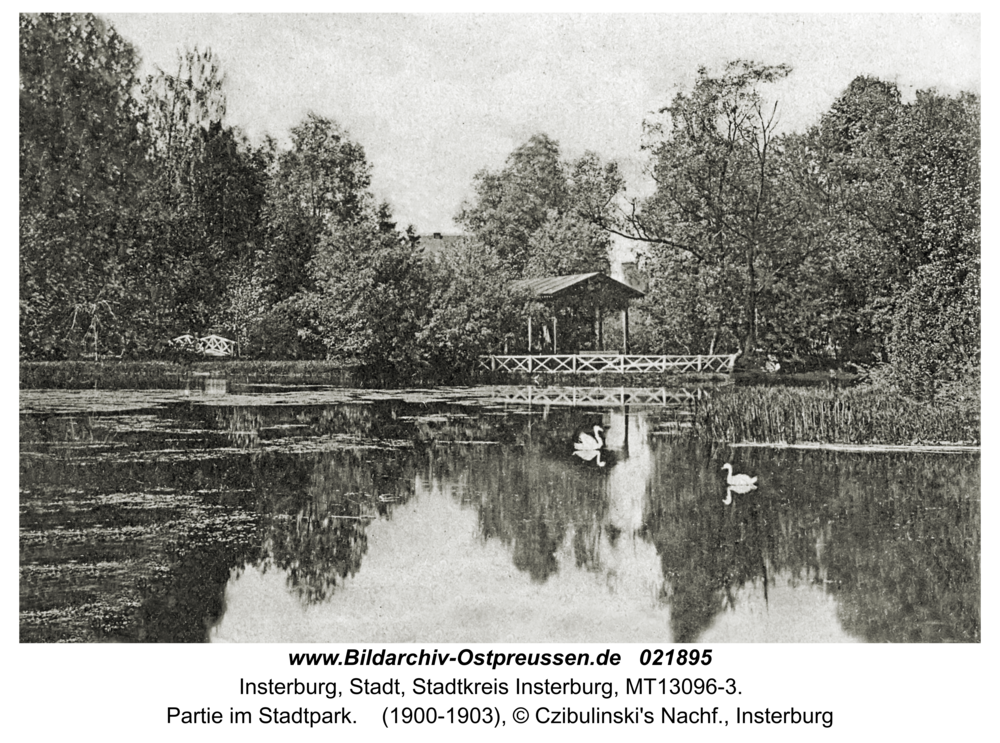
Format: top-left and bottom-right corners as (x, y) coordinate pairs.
(19, 382), (980, 643)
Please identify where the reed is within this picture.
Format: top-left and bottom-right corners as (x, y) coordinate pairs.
(696, 385), (979, 446)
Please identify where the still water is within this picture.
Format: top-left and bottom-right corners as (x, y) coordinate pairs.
(19, 383), (980, 643)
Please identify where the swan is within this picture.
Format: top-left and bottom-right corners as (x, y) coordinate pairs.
(722, 463), (757, 488)
(573, 449), (606, 467)
(574, 425), (605, 451)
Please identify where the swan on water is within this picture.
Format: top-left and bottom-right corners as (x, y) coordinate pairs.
(574, 425), (605, 451)
(722, 463), (757, 488)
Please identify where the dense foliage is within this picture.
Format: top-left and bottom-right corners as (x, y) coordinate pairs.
(21, 15), (978, 395)
(610, 63), (979, 395)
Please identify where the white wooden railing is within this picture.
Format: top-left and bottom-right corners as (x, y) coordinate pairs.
(479, 353), (737, 374)
(171, 334), (236, 357)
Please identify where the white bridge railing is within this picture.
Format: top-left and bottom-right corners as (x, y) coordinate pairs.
(479, 353), (737, 375)
(171, 334), (236, 358)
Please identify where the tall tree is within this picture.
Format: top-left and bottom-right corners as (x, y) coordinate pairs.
(417, 237), (528, 380)
(624, 60), (827, 356)
(260, 113), (374, 304)
(456, 133), (566, 273)
(810, 78), (980, 390)
(456, 134), (620, 277)
(131, 47), (257, 338)
(20, 13), (145, 216)
(20, 13), (147, 358)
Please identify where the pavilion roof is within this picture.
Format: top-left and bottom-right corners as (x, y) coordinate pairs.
(511, 272), (645, 302)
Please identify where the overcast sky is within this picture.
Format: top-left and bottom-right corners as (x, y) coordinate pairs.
(103, 13), (980, 235)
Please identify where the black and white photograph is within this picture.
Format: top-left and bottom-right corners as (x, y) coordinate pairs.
(19, 12), (980, 650)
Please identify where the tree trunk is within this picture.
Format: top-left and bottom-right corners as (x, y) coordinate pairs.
(743, 247), (758, 354)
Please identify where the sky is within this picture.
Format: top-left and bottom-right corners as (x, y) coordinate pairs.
(102, 12), (981, 235)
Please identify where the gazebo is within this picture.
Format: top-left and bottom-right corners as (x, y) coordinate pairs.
(511, 272), (645, 354)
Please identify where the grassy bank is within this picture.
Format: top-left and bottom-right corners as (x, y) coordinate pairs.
(19, 360), (355, 389)
(697, 384), (980, 447)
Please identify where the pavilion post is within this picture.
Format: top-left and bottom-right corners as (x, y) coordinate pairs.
(552, 315), (557, 354)
(622, 307), (630, 355)
(527, 315), (533, 354)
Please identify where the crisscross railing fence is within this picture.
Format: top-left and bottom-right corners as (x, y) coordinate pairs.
(479, 353), (737, 374)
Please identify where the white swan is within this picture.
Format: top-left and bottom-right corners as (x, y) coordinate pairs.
(573, 449), (606, 467)
(722, 463), (757, 488)
(574, 425), (605, 451)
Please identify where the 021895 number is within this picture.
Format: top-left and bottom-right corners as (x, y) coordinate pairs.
(639, 648), (712, 666)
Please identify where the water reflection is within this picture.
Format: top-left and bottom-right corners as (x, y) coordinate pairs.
(572, 448), (606, 467)
(19, 388), (979, 643)
(261, 461), (402, 605)
(723, 483), (758, 505)
(182, 374), (229, 397)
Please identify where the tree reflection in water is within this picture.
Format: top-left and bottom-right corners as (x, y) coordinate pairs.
(415, 406), (978, 642)
(259, 451), (416, 605)
(20, 391), (979, 642)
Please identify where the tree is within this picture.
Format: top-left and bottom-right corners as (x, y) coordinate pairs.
(624, 60), (833, 356)
(808, 78), (980, 389)
(299, 210), (430, 381)
(20, 13), (145, 216)
(456, 134), (566, 273)
(632, 252), (736, 355)
(20, 13), (147, 358)
(20, 21), (271, 357)
(524, 213), (610, 277)
(417, 238), (529, 380)
(129, 47), (268, 340)
(456, 134), (621, 278)
(260, 113), (375, 305)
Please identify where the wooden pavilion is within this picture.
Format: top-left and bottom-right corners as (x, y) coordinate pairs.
(482, 272), (737, 375)
(511, 272), (645, 354)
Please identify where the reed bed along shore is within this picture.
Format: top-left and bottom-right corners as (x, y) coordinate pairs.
(697, 385), (980, 447)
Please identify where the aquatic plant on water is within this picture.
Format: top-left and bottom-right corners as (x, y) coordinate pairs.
(696, 385), (979, 446)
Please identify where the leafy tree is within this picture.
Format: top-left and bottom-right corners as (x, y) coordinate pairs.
(456, 134), (621, 277)
(20, 13), (147, 358)
(632, 253), (736, 355)
(809, 78), (980, 389)
(20, 20), (271, 357)
(295, 208), (430, 380)
(456, 133), (566, 272)
(260, 113), (375, 305)
(891, 92), (980, 393)
(453, 134), (624, 361)
(128, 48), (271, 342)
(417, 238), (529, 379)
(140, 47), (227, 170)
(524, 212), (610, 277)
(20, 13), (145, 216)
(623, 60), (836, 356)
